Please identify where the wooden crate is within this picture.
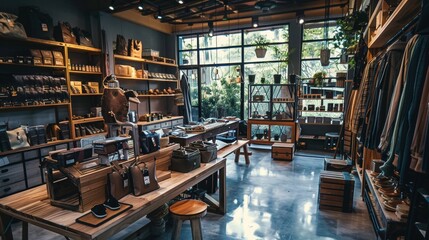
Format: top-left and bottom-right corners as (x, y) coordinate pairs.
(272, 143), (294, 161)
(324, 158), (353, 172)
(318, 171), (354, 212)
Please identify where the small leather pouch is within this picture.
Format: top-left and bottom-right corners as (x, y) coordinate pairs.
(7, 126), (30, 150)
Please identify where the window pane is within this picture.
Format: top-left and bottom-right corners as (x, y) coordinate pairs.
(199, 32), (241, 48)
(301, 42), (341, 59)
(244, 26), (289, 45)
(199, 48), (241, 65)
(303, 22), (336, 40)
(244, 62), (288, 84)
(243, 44), (288, 62)
(179, 36), (198, 50)
(179, 51), (197, 65)
(301, 59), (347, 79)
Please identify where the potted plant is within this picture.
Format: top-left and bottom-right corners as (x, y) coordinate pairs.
(271, 45), (289, 83)
(313, 71), (326, 87)
(334, 11), (368, 56)
(254, 35), (268, 58)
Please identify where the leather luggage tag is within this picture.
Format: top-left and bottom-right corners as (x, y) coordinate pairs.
(142, 165), (150, 185)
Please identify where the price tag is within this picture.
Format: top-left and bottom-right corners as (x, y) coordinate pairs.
(143, 167), (150, 185)
(123, 178), (129, 188)
(41, 23), (48, 32)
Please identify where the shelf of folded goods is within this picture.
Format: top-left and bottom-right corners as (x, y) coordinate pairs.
(0, 103), (70, 111)
(364, 169), (407, 239)
(70, 93), (103, 97)
(0, 62), (66, 69)
(367, 0), (421, 49)
(69, 70), (102, 75)
(71, 117), (104, 125)
(0, 139), (74, 157)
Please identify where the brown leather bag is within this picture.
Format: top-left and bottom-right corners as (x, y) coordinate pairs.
(129, 158), (159, 196)
(54, 22), (77, 44)
(108, 161), (130, 200)
(128, 39), (142, 58)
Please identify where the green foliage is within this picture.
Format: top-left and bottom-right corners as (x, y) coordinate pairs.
(253, 35), (269, 50)
(313, 71), (326, 86)
(271, 45), (290, 74)
(333, 11), (368, 51)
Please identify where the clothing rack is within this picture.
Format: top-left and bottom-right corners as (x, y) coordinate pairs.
(385, 12), (421, 48)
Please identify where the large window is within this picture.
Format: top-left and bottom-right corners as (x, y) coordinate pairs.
(178, 25), (289, 120)
(300, 21), (347, 79)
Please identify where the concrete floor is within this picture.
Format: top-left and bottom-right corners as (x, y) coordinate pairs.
(8, 148), (375, 240)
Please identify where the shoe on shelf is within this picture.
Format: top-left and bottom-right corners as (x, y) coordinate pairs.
(104, 195), (120, 210)
(91, 204), (107, 218)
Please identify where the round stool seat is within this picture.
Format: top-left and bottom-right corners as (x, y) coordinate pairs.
(170, 199), (207, 219)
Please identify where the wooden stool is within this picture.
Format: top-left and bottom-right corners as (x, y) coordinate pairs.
(324, 132), (339, 150)
(169, 199), (207, 240)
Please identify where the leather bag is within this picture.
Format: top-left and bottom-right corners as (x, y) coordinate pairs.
(139, 130), (160, 154)
(189, 141), (217, 163)
(170, 147), (201, 173)
(72, 27), (93, 47)
(108, 161), (130, 199)
(0, 12), (27, 39)
(0, 122), (11, 151)
(7, 127), (30, 150)
(128, 39), (142, 58)
(18, 6), (53, 40)
(129, 158), (159, 196)
(114, 34), (127, 56)
(54, 22), (77, 44)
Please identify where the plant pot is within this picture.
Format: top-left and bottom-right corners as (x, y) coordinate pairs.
(273, 74), (281, 84)
(248, 74), (255, 83)
(182, 59), (189, 64)
(255, 48), (267, 58)
(274, 134), (280, 141)
(280, 133), (287, 142)
(340, 51), (348, 64)
(256, 133), (264, 139)
(320, 48), (330, 66)
(260, 77), (266, 84)
(289, 74), (297, 84)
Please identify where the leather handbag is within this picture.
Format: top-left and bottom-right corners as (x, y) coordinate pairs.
(0, 12), (27, 39)
(108, 161), (130, 199)
(7, 127), (30, 150)
(54, 22), (77, 44)
(18, 6), (53, 40)
(129, 158), (159, 196)
(114, 34), (127, 56)
(139, 130), (160, 154)
(128, 39), (142, 58)
(0, 122), (11, 151)
(72, 27), (93, 47)
(189, 141), (217, 163)
(170, 147), (201, 173)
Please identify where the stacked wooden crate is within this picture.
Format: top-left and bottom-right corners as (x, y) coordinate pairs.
(318, 170), (354, 212)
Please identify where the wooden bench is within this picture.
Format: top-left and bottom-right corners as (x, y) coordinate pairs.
(217, 140), (250, 165)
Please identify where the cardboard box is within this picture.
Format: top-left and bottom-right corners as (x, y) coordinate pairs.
(40, 50), (53, 65)
(143, 48), (159, 57)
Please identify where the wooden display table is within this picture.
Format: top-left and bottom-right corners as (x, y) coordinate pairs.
(217, 140), (250, 165)
(271, 143), (295, 161)
(0, 158), (227, 240)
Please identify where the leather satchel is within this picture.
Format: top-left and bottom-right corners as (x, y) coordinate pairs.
(108, 161), (130, 200)
(54, 22), (77, 44)
(114, 34), (127, 56)
(7, 126), (30, 150)
(18, 6), (53, 40)
(0, 12), (27, 40)
(189, 141), (217, 163)
(72, 27), (93, 47)
(140, 130), (160, 154)
(170, 147), (201, 173)
(128, 39), (142, 58)
(129, 158), (159, 196)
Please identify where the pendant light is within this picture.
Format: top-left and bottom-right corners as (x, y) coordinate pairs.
(320, 0), (331, 67)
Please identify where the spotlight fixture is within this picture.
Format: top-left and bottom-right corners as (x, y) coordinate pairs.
(177, 0), (184, 4)
(296, 11), (305, 24)
(156, 9), (162, 19)
(252, 16), (259, 28)
(108, 0), (115, 11)
(208, 21), (214, 37)
(137, 0), (143, 10)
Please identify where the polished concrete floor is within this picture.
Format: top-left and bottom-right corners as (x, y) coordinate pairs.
(8, 148), (376, 240)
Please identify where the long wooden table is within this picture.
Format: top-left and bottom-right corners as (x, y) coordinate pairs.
(0, 158), (227, 240)
(169, 120), (239, 146)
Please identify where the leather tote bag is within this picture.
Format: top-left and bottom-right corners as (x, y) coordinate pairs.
(0, 12), (27, 39)
(72, 27), (93, 47)
(18, 6), (53, 40)
(54, 22), (77, 44)
(114, 34), (128, 56)
(128, 39), (142, 58)
(108, 161), (131, 200)
(189, 141), (217, 163)
(129, 158), (159, 196)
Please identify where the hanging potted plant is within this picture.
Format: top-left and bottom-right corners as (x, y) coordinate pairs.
(313, 71), (326, 87)
(271, 45), (289, 84)
(253, 35), (268, 58)
(333, 11), (368, 57)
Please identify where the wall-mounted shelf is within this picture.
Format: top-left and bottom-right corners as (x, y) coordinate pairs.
(69, 70), (102, 75)
(0, 103), (70, 110)
(70, 93), (103, 97)
(0, 62), (66, 69)
(71, 117), (104, 125)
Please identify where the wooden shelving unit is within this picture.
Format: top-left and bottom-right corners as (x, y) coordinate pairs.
(69, 70), (102, 75)
(0, 103), (70, 110)
(0, 62), (66, 69)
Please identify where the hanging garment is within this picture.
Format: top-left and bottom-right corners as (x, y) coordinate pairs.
(379, 34), (425, 177)
(378, 35), (419, 154)
(410, 67), (429, 173)
(180, 73), (192, 124)
(365, 41), (406, 149)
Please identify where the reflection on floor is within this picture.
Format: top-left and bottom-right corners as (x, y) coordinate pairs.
(9, 148), (375, 240)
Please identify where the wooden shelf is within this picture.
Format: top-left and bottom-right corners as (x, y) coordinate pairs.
(69, 70), (102, 75)
(117, 76), (178, 82)
(300, 98), (344, 101)
(0, 62), (66, 69)
(0, 103), (69, 110)
(66, 44), (101, 53)
(74, 132), (107, 141)
(137, 116), (183, 126)
(249, 101), (270, 103)
(20, 37), (66, 47)
(70, 93), (103, 97)
(147, 78), (179, 82)
(298, 122), (342, 126)
(368, 0), (421, 48)
(145, 58), (178, 67)
(0, 139), (74, 157)
(71, 117), (104, 125)
(137, 94), (178, 97)
(309, 86), (344, 92)
(114, 54), (146, 63)
(299, 110), (343, 113)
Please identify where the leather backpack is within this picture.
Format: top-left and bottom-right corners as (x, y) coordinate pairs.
(114, 34), (127, 56)
(18, 6), (53, 40)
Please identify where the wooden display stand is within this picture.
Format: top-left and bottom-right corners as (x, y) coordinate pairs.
(271, 143), (294, 161)
(318, 170), (354, 212)
(324, 158), (353, 172)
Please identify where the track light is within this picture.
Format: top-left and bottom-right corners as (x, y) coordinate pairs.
(156, 9), (162, 19)
(177, 0), (184, 4)
(208, 21), (214, 37)
(108, 0), (115, 11)
(138, 0), (143, 10)
(296, 11), (305, 24)
(252, 17), (259, 28)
